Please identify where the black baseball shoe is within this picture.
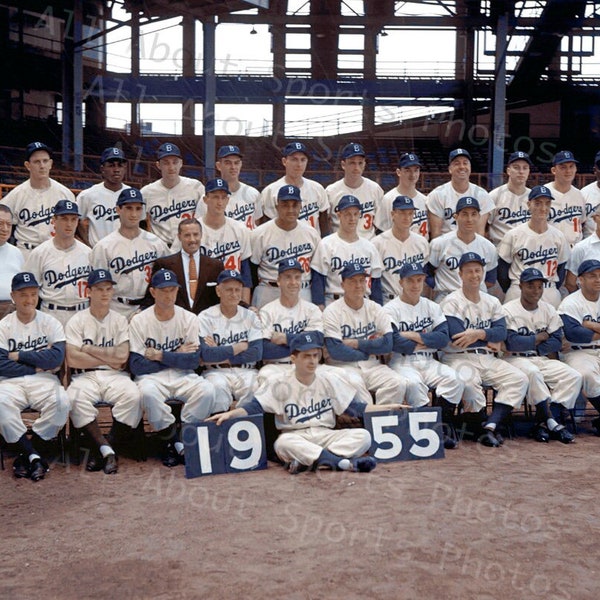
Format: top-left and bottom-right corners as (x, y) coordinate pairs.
(531, 424), (550, 443)
(351, 456), (377, 472)
(478, 429), (501, 448)
(549, 426), (575, 444)
(29, 458), (48, 482)
(103, 454), (118, 474)
(13, 454), (30, 479)
(161, 442), (180, 468)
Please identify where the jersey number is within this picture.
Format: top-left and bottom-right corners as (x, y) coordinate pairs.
(224, 255), (242, 271)
(545, 259), (558, 278)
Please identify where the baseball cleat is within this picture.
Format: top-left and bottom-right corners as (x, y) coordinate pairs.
(12, 454), (31, 479)
(29, 458), (48, 482)
(352, 456), (377, 472)
(103, 454), (119, 474)
(531, 424), (550, 443)
(478, 430), (501, 448)
(549, 427), (575, 444)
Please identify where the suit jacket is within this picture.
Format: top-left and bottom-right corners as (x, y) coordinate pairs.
(142, 251), (224, 314)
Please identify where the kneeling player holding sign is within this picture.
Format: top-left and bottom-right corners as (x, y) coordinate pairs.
(207, 332), (406, 474)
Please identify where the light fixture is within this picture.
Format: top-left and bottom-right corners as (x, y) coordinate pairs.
(250, 26), (257, 35)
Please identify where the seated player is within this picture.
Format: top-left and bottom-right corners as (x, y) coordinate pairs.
(503, 268), (579, 443)
(198, 269), (263, 410)
(208, 332), (407, 474)
(0, 272), (69, 481)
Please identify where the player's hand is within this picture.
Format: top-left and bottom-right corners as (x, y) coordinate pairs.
(177, 342), (199, 353)
(451, 329), (485, 348)
(343, 338), (360, 349)
(413, 343), (428, 352)
(486, 341), (503, 353)
(534, 331), (550, 344)
(144, 347), (163, 361)
(271, 332), (287, 345)
(205, 412), (232, 425)
(203, 335), (217, 347)
(8, 351), (19, 362)
(401, 331), (422, 343)
(232, 341), (249, 355)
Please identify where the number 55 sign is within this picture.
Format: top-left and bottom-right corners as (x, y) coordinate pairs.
(363, 407), (445, 462)
(182, 415), (267, 479)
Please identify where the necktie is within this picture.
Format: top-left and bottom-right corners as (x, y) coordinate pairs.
(189, 253), (198, 301)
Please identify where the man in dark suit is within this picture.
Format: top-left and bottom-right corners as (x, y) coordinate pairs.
(143, 218), (224, 314)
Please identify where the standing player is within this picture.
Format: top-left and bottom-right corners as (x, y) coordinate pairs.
(0, 206), (24, 319)
(1, 142), (75, 258)
(566, 203), (600, 292)
(372, 196), (430, 303)
(129, 269), (217, 466)
(66, 269), (144, 474)
(76, 147), (130, 247)
(325, 142), (383, 239)
(259, 142), (330, 236)
(24, 200), (91, 328)
(384, 262), (464, 449)
(0, 272), (69, 481)
(375, 152), (429, 237)
(251, 185), (320, 308)
(311, 195), (383, 307)
(198, 178), (252, 304)
(141, 142), (205, 247)
(426, 148), (494, 239)
(91, 188), (169, 319)
(440, 253), (528, 447)
(497, 185), (569, 307)
(215, 145), (261, 230)
(503, 268), (578, 443)
(487, 151), (533, 245)
(581, 150), (600, 237)
(198, 269), (263, 410)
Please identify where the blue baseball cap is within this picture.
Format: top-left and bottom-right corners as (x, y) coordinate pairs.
(289, 331), (324, 352)
(552, 150), (578, 166)
(157, 142), (181, 160)
(151, 269), (180, 288)
(336, 195), (362, 212)
(88, 269), (116, 287)
(458, 252), (486, 268)
(100, 147), (126, 164)
(449, 148), (471, 163)
(205, 178), (230, 195)
(278, 258), (303, 274)
(578, 260), (600, 276)
(398, 152), (422, 168)
(283, 142), (309, 157)
(341, 262), (368, 280)
(398, 262), (426, 279)
(528, 185), (554, 201)
(341, 142), (366, 160)
(12, 272), (40, 291)
(117, 187), (145, 206)
(392, 196), (415, 210)
(277, 185), (302, 202)
(507, 151), (533, 167)
(520, 268), (547, 283)
(455, 196), (481, 213)
(217, 145), (242, 159)
(217, 269), (244, 284)
(53, 199), (80, 217)
(26, 141), (51, 160)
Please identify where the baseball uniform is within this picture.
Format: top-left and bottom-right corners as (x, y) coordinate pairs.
(224, 182), (262, 230)
(200, 216), (252, 276)
(545, 181), (587, 247)
(581, 180), (600, 238)
(567, 232), (600, 280)
(376, 188), (429, 237)
(487, 183), (531, 245)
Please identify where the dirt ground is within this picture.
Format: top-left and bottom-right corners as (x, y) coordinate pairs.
(1, 418), (599, 600)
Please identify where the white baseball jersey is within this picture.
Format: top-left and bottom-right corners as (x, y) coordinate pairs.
(2, 179), (76, 251)
(375, 188), (429, 237)
(581, 181), (600, 238)
(426, 181), (494, 235)
(25, 239), (91, 309)
(372, 230), (430, 300)
(325, 177), (384, 239)
(567, 232), (600, 276)
(558, 290), (600, 348)
(260, 176), (329, 235)
(487, 183), (531, 245)
(260, 298), (324, 339)
(311, 234), (383, 298)
(0, 242), (25, 301)
(503, 298), (563, 343)
(142, 176), (205, 246)
(76, 182), (130, 246)
(91, 229), (169, 303)
(429, 232), (498, 295)
(200, 216), (252, 272)
(251, 219), (320, 284)
(545, 182), (587, 247)
(225, 182), (262, 230)
(384, 296), (446, 341)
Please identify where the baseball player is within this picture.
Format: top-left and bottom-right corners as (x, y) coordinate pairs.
(545, 150), (588, 247)
(24, 200), (91, 328)
(497, 185), (569, 307)
(215, 145), (262, 229)
(91, 187), (169, 319)
(325, 142), (384, 239)
(372, 196), (430, 303)
(426, 148), (494, 239)
(375, 152), (429, 237)
(208, 331), (399, 474)
(383, 262), (464, 449)
(1, 142), (75, 258)
(580, 150), (600, 237)
(0, 272), (69, 481)
(558, 259), (600, 435)
(323, 262), (411, 406)
(251, 185), (320, 308)
(129, 269), (217, 467)
(198, 269), (262, 409)
(259, 142), (330, 236)
(141, 142), (205, 246)
(76, 147), (130, 247)
(566, 202), (600, 292)
(66, 269), (143, 474)
(311, 194), (383, 307)
(487, 151), (532, 245)
(427, 197), (498, 301)
(0, 205), (25, 319)
(198, 178), (252, 304)
(502, 268), (579, 444)
(440, 252), (528, 447)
